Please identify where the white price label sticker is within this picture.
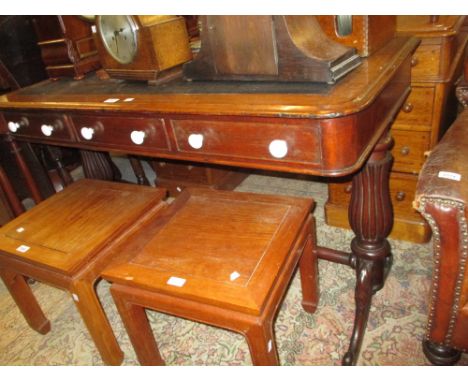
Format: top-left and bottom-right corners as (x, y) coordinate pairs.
(167, 276), (186, 287)
(103, 98), (120, 103)
(438, 171), (461, 181)
(16, 245), (30, 253)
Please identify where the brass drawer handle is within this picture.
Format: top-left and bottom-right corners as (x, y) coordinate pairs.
(395, 191), (406, 202)
(400, 146), (410, 156)
(402, 103), (413, 113)
(411, 57), (419, 67)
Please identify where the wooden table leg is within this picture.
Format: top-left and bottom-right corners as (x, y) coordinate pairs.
(5, 136), (43, 204)
(342, 132), (394, 366)
(110, 285), (165, 366)
(299, 230), (319, 314)
(128, 156), (150, 186)
(80, 150), (121, 181)
(45, 146), (74, 187)
(245, 319), (279, 366)
(0, 164), (25, 216)
(70, 279), (124, 365)
(0, 268), (50, 334)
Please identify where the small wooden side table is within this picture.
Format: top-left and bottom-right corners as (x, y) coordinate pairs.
(102, 188), (318, 365)
(0, 179), (167, 365)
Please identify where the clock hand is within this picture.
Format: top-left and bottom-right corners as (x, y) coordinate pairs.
(113, 30), (120, 55)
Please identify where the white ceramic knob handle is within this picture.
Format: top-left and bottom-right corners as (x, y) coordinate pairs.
(7, 121), (20, 133)
(268, 139), (288, 159)
(41, 124), (54, 136)
(80, 127), (95, 140)
(188, 133), (204, 149)
(130, 130), (146, 145)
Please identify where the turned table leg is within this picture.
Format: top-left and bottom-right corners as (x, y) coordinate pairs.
(6, 136), (43, 204)
(342, 133), (394, 366)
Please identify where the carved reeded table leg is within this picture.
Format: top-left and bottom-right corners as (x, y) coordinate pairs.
(342, 133), (394, 366)
(80, 150), (121, 181)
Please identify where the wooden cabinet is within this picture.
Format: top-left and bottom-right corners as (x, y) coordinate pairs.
(325, 15), (467, 243)
(32, 16), (101, 79)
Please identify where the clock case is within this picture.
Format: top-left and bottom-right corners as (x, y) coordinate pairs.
(316, 16), (396, 57)
(183, 16), (362, 84)
(94, 16), (192, 84)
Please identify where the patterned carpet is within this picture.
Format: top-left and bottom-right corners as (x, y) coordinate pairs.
(1, 170), (467, 366)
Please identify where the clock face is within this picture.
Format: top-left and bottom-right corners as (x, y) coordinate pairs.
(98, 16), (138, 64)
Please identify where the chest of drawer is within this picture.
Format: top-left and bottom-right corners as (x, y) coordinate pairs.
(394, 87), (435, 127)
(3, 111), (73, 142)
(170, 119), (321, 167)
(391, 129), (431, 174)
(71, 115), (170, 151)
(328, 172), (418, 215)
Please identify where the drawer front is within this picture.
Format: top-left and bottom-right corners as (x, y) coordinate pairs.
(328, 173), (418, 215)
(72, 115), (170, 151)
(388, 173), (418, 214)
(3, 112), (74, 141)
(170, 119), (321, 166)
(410, 44), (441, 80)
(394, 87), (434, 127)
(392, 129), (430, 174)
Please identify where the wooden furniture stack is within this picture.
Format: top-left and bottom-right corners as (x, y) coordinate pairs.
(0, 31), (419, 365)
(325, 15), (467, 243)
(0, 179), (167, 365)
(414, 108), (468, 365)
(102, 188), (318, 365)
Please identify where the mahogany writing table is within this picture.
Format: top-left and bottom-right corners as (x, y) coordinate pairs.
(0, 36), (419, 365)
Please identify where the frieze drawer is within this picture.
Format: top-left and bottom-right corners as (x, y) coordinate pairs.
(3, 111), (74, 142)
(170, 119), (321, 167)
(72, 115), (170, 151)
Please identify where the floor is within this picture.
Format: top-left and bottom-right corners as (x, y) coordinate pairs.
(0, 157), (467, 365)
